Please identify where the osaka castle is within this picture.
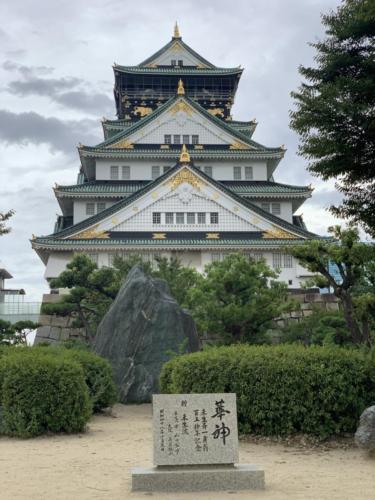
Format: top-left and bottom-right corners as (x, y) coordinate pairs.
(32, 24), (318, 288)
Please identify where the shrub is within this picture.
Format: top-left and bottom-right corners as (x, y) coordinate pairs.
(1, 350), (91, 437)
(160, 344), (375, 438)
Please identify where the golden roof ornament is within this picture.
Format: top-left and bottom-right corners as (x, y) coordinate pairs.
(177, 78), (185, 95)
(173, 21), (181, 38)
(179, 144), (190, 163)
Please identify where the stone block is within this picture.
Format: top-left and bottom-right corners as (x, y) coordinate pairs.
(304, 293), (321, 302)
(60, 328), (71, 341)
(326, 302), (339, 311)
(301, 303), (313, 310)
(41, 293), (63, 304)
(37, 315), (52, 326)
(50, 316), (70, 328)
(322, 293), (337, 303)
(302, 309), (313, 317)
(35, 326), (51, 338)
(131, 464), (265, 492)
(49, 327), (62, 341)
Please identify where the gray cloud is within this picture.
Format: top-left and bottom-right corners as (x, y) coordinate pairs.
(3, 60), (54, 76)
(0, 109), (101, 153)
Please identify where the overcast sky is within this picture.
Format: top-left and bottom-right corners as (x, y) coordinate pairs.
(0, 0), (347, 301)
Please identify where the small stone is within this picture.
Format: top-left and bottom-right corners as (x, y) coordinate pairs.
(355, 406), (375, 452)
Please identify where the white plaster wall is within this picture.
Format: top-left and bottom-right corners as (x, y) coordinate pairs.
(44, 253), (71, 279)
(252, 201), (294, 222)
(111, 192), (259, 232)
(95, 159), (268, 181)
(150, 47), (204, 67)
(73, 200), (117, 224)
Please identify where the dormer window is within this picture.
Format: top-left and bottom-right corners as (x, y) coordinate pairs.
(164, 134), (171, 144)
(171, 59), (176, 66)
(192, 135), (199, 145)
(178, 60), (183, 67)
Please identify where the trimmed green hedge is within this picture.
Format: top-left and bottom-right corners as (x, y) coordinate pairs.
(1, 351), (91, 437)
(160, 345), (375, 438)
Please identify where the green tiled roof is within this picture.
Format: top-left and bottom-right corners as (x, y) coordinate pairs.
(138, 37), (217, 69)
(114, 65), (242, 76)
(35, 163), (318, 244)
(81, 94), (282, 154)
(55, 180), (312, 197)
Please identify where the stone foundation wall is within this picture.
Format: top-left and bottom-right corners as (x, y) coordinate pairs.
(34, 294), (85, 345)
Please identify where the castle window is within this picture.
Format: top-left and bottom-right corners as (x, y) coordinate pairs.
(204, 166), (212, 177)
(284, 254), (293, 268)
(165, 212), (174, 224)
(233, 166), (242, 180)
(164, 134), (171, 144)
(261, 202), (270, 212)
(121, 166), (130, 180)
(183, 135), (190, 144)
(176, 212), (185, 224)
(210, 212), (219, 224)
(192, 135), (199, 145)
(187, 212), (195, 224)
(171, 59), (176, 66)
(197, 212), (206, 224)
(211, 252), (221, 262)
(153, 212), (161, 224)
(271, 202), (281, 215)
(152, 166), (160, 180)
(86, 203), (95, 215)
(272, 253), (282, 269)
(178, 60), (183, 67)
(173, 135), (181, 145)
(110, 165), (119, 180)
(245, 166), (253, 180)
(97, 202), (106, 213)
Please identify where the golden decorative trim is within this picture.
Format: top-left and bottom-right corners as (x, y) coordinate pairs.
(145, 63), (157, 68)
(211, 193), (220, 200)
(233, 206), (239, 212)
(262, 227), (298, 239)
(173, 21), (181, 38)
(196, 63), (208, 69)
(230, 141), (250, 150)
(134, 106), (153, 117)
(194, 144), (203, 149)
(179, 144), (190, 163)
(152, 233), (166, 240)
(251, 216), (261, 225)
(170, 40), (182, 52)
(32, 234), (36, 240)
(167, 167), (204, 191)
(111, 217), (119, 225)
(111, 139), (134, 149)
(169, 99), (193, 116)
(207, 108), (224, 118)
(160, 144), (170, 149)
(72, 225), (110, 240)
(151, 191), (158, 199)
(206, 233), (220, 239)
(177, 79), (185, 95)
(132, 206), (139, 212)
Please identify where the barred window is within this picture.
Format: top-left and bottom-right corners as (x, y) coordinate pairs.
(97, 202), (106, 212)
(233, 166), (242, 180)
(86, 202), (95, 215)
(110, 165), (119, 180)
(171, 59), (176, 66)
(121, 166), (130, 180)
(176, 212), (185, 224)
(211, 252), (221, 262)
(283, 254), (293, 268)
(197, 212), (206, 224)
(245, 166), (253, 180)
(261, 202), (270, 212)
(204, 166), (212, 177)
(187, 212), (195, 224)
(192, 135), (199, 145)
(151, 166), (160, 180)
(178, 60), (183, 67)
(152, 212), (161, 224)
(272, 253), (282, 269)
(210, 212), (219, 224)
(164, 134), (171, 144)
(173, 134), (181, 145)
(165, 212), (174, 224)
(183, 135), (190, 144)
(271, 202), (281, 215)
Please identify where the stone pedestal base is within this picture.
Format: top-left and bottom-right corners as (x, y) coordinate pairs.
(131, 464), (265, 492)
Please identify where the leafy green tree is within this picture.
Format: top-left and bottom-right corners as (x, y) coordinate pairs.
(186, 253), (294, 344)
(289, 226), (375, 345)
(280, 309), (352, 346)
(0, 319), (38, 345)
(0, 210), (14, 236)
(290, 0), (375, 235)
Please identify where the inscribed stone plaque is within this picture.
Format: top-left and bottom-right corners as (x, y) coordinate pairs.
(153, 393), (239, 466)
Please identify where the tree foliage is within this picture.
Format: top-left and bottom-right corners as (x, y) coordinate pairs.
(185, 253), (294, 344)
(0, 210), (14, 236)
(289, 226), (375, 345)
(290, 0), (375, 234)
(0, 319), (38, 345)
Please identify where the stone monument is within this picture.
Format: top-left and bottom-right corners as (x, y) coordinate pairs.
(355, 406), (375, 453)
(131, 393), (265, 492)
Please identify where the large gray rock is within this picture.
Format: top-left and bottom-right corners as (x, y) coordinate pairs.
(94, 266), (200, 403)
(355, 406), (375, 452)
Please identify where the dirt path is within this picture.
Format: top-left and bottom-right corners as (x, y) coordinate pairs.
(0, 404), (374, 500)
